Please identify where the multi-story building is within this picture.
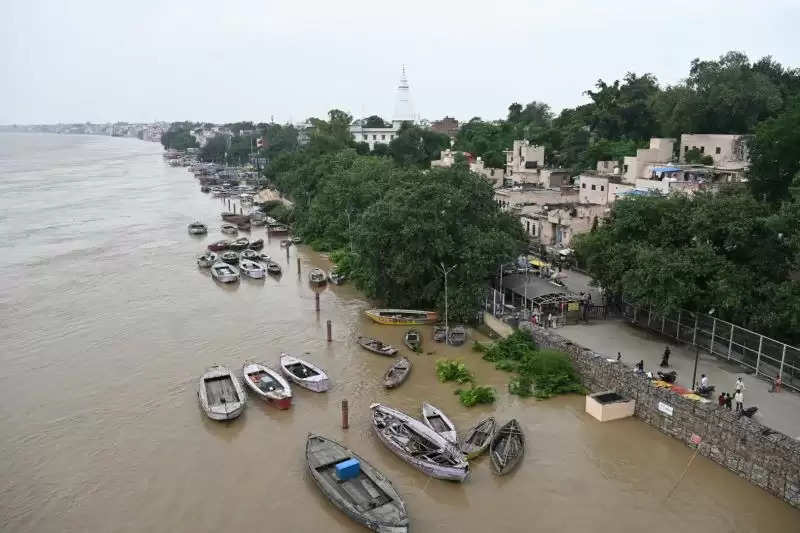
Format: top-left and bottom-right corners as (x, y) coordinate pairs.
(431, 148), (503, 184)
(430, 116), (460, 138)
(679, 133), (749, 182)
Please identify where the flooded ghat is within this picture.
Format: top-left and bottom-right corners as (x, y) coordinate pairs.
(0, 133), (798, 533)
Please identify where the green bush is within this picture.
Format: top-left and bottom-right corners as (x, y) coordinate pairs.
(482, 330), (537, 362)
(435, 359), (474, 384)
(455, 385), (496, 407)
(508, 374), (534, 397)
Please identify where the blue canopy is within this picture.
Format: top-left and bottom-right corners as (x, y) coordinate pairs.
(652, 166), (681, 173)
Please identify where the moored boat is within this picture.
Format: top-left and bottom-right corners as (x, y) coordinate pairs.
(357, 336), (398, 357)
(200, 186), (210, 193)
(290, 236), (302, 244)
(268, 224), (289, 234)
(365, 309), (439, 326)
(197, 251), (217, 268)
(247, 238), (264, 250)
(403, 329), (421, 352)
(279, 354), (330, 392)
(228, 237), (249, 251)
(207, 239), (230, 252)
(242, 362), (292, 409)
(370, 403), (469, 482)
(210, 261), (239, 283)
(187, 221), (208, 235)
(220, 223), (238, 235)
(490, 419), (525, 475)
(239, 259), (266, 279)
(237, 221), (251, 232)
(267, 262), (282, 275)
(257, 253), (271, 263)
(221, 251), (239, 264)
(306, 434), (409, 533)
(309, 268), (327, 285)
(221, 213), (249, 224)
(459, 417), (496, 459)
(433, 325), (447, 343)
(421, 402), (457, 444)
(240, 249), (259, 261)
(384, 357), (412, 388)
(328, 269), (345, 285)
(197, 365), (246, 421)
(448, 325), (467, 346)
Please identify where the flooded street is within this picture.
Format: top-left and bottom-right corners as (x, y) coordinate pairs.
(1, 133), (798, 533)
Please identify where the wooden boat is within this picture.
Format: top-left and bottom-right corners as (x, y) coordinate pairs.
(220, 223), (238, 235)
(240, 249), (259, 261)
(328, 269), (345, 285)
(267, 262), (282, 275)
(403, 329), (421, 352)
(196, 252), (217, 268)
(221, 213), (249, 224)
(239, 259), (266, 279)
(309, 268), (327, 285)
(247, 238), (264, 250)
(279, 354), (330, 392)
(370, 403), (469, 482)
(490, 419), (525, 475)
(228, 237), (249, 251)
(257, 253), (271, 263)
(306, 434), (409, 533)
(384, 357), (411, 388)
(187, 221), (208, 235)
(221, 251), (239, 264)
(421, 403), (457, 444)
(290, 236), (302, 244)
(365, 309), (439, 326)
(458, 417), (496, 459)
(210, 262), (239, 283)
(249, 215), (266, 226)
(197, 365), (246, 421)
(237, 221), (251, 232)
(448, 325), (467, 346)
(357, 336), (398, 357)
(433, 325), (447, 343)
(207, 239), (230, 252)
(242, 362), (292, 409)
(268, 224), (289, 234)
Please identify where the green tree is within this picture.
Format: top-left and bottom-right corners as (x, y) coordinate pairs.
(748, 96), (800, 202)
(388, 123), (450, 167)
(364, 115), (388, 128)
(161, 122), (198, 150)
(199, 135), (228, 163)
(684, 147), (714, 165)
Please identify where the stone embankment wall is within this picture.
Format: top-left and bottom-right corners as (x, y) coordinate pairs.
(528, 326), (800, 509)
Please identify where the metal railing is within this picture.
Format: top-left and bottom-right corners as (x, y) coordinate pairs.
(623, 301), (800, 392)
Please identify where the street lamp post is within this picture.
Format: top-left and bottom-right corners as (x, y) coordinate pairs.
(440, 262), (457, 344)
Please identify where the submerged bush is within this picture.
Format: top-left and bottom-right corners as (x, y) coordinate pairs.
(455, 385), (496, 407)
(482, 330), (537, 362)
(435, 359), (474, 384)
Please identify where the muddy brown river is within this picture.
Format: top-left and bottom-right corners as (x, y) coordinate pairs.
(0, 133), (797, 532)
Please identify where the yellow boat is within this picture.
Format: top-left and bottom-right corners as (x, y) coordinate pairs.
(364, 309), (439, 326)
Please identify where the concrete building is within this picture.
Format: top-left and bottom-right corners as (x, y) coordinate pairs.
(430, 116), (460, 138)
(577, 174), (634, 205)
(505, 140), (546, 183)
(430, 148), (503, 184)
(679, 133), (749, 181)
(519, 203), (607, 247)
(494, 185), (578, 212)
(622, 138), (676, 181)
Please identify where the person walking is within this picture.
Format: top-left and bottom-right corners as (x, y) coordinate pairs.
(735, 376), (744, 393)
(734, 390), (744, 412)
(725, 393), (733, 410)
(660, 346), (671, 368)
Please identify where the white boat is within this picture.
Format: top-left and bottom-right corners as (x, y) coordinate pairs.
(279, 354), (330, 392)
(309, 268), (327, 285)
(197, 252), (217, 268)
(187, 221), (208, 235)
(257, 254), (271, 263)
(421, 402), (458, 444)
(239, 259), (265, 279)
(197, 365), (247, 421)
(210, 262), (239, 283)
(242, 362), (292, 409)
(329, 269), (345, 285)
(220, 223), (238, 235)
(370, 403), (469, 482)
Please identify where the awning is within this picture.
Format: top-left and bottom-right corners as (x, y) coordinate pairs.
(652, 166), (681, 173)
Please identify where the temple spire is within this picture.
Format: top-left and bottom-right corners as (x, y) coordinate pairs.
(392, 65), (415, 123)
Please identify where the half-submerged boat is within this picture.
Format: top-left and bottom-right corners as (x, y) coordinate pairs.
(279, 354), (330, 392)
(448, 325), (467, 346)
(242, 362), (292, 409)
(309, 268), (327, 285)
(365, 309), (439, 326)
(306, 434), (409, 533)
(490, 419), (525, 475)
(370, 403), (469, 482)
(220, 223), (238, 235)
(207, 239), (230, 252)
(257, 253), (271, 263)
(187, 221), (208, 235)
(403, 329), (421, 352)
(267, 262), (282, 275)
(329, 269), (345, 285)
(210, 261), (239, 283)
(357, 336), (398, 357)
(197, 365), (246, 421)
(228, 237), (249, 251)
(384, 357), (411, 389)
(459, 417), (496, 459)
(268, 224), (289, 234)
(421, 402), (457, 444)
(248, 238), (264, 250)
(239, 259), (265, 279)
(220, 251), (239, 265)
(433, 325), (447, 343)
(197, 252), (217, 268)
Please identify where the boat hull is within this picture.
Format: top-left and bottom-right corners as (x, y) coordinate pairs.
(365, 309), (438, 326)
(279, 355), (330, 392)
(242, 363), (293, 409)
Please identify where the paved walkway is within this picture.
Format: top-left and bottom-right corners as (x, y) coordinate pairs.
(559, 319), (800, 439)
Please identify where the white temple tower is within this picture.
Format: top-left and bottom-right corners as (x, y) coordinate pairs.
(392, 66), (416, 123)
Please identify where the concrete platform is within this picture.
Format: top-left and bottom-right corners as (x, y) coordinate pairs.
(585, 391), (635, 422)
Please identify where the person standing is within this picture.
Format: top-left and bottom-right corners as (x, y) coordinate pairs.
(718, 392), (726, 407)
(660, 346), (671, 367)
(735, 377), (744, 393)
(734, 390), (744, 412)
(725, 393), (733, 410)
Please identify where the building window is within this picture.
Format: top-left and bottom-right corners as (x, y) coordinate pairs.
(381, 135), (385, 140)
(591, 185), (596, 190)
(581, 183), (586, 189)
(623, 164), (628, 173)
(600, 185), (604, 191)
(389, 135), (394, 140)
(715, 146), (721, 154)
(373, 135), (377, 140)
(684, 146), (688, 153)
(363, 135), (368, 141)
(700, 146), (705, 154)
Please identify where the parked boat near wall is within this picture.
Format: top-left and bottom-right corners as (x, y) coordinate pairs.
(239, 259), (265, 279)
(210, 262), (239, 283)
(207, 239), (231, 252)
(196, 252), (217, 268)
(365, 309), (439, 326)
(220, 251), (239, 265)
(220, 223), (238, 235)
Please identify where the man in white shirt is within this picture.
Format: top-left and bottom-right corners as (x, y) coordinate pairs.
(734, 390), (744, 412)
(700, 374), (709, 389)
(735, 377), (744, 392)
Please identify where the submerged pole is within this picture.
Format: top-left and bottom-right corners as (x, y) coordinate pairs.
(297, 257), (300, 275)
(327, 320), (332, 342)
(315, 292), (320, 312)
(341, 400), (349, 429)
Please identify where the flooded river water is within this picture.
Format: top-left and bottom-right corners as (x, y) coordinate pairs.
(1, 133), (797, 533)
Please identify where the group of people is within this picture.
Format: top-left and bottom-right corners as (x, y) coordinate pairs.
(718, 377), (746, 412)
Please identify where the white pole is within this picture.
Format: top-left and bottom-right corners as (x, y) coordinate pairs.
(440, 262), (456, 344)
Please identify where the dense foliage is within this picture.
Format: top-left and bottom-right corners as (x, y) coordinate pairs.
(160, 122), (198, 151)
(482, 331), (584, 399)
(435, 359), (474, 384)
(454, 385), (496, 407)
(573, 188), (800, 343)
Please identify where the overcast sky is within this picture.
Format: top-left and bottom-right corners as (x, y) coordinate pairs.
(2, 0), (799, 125)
